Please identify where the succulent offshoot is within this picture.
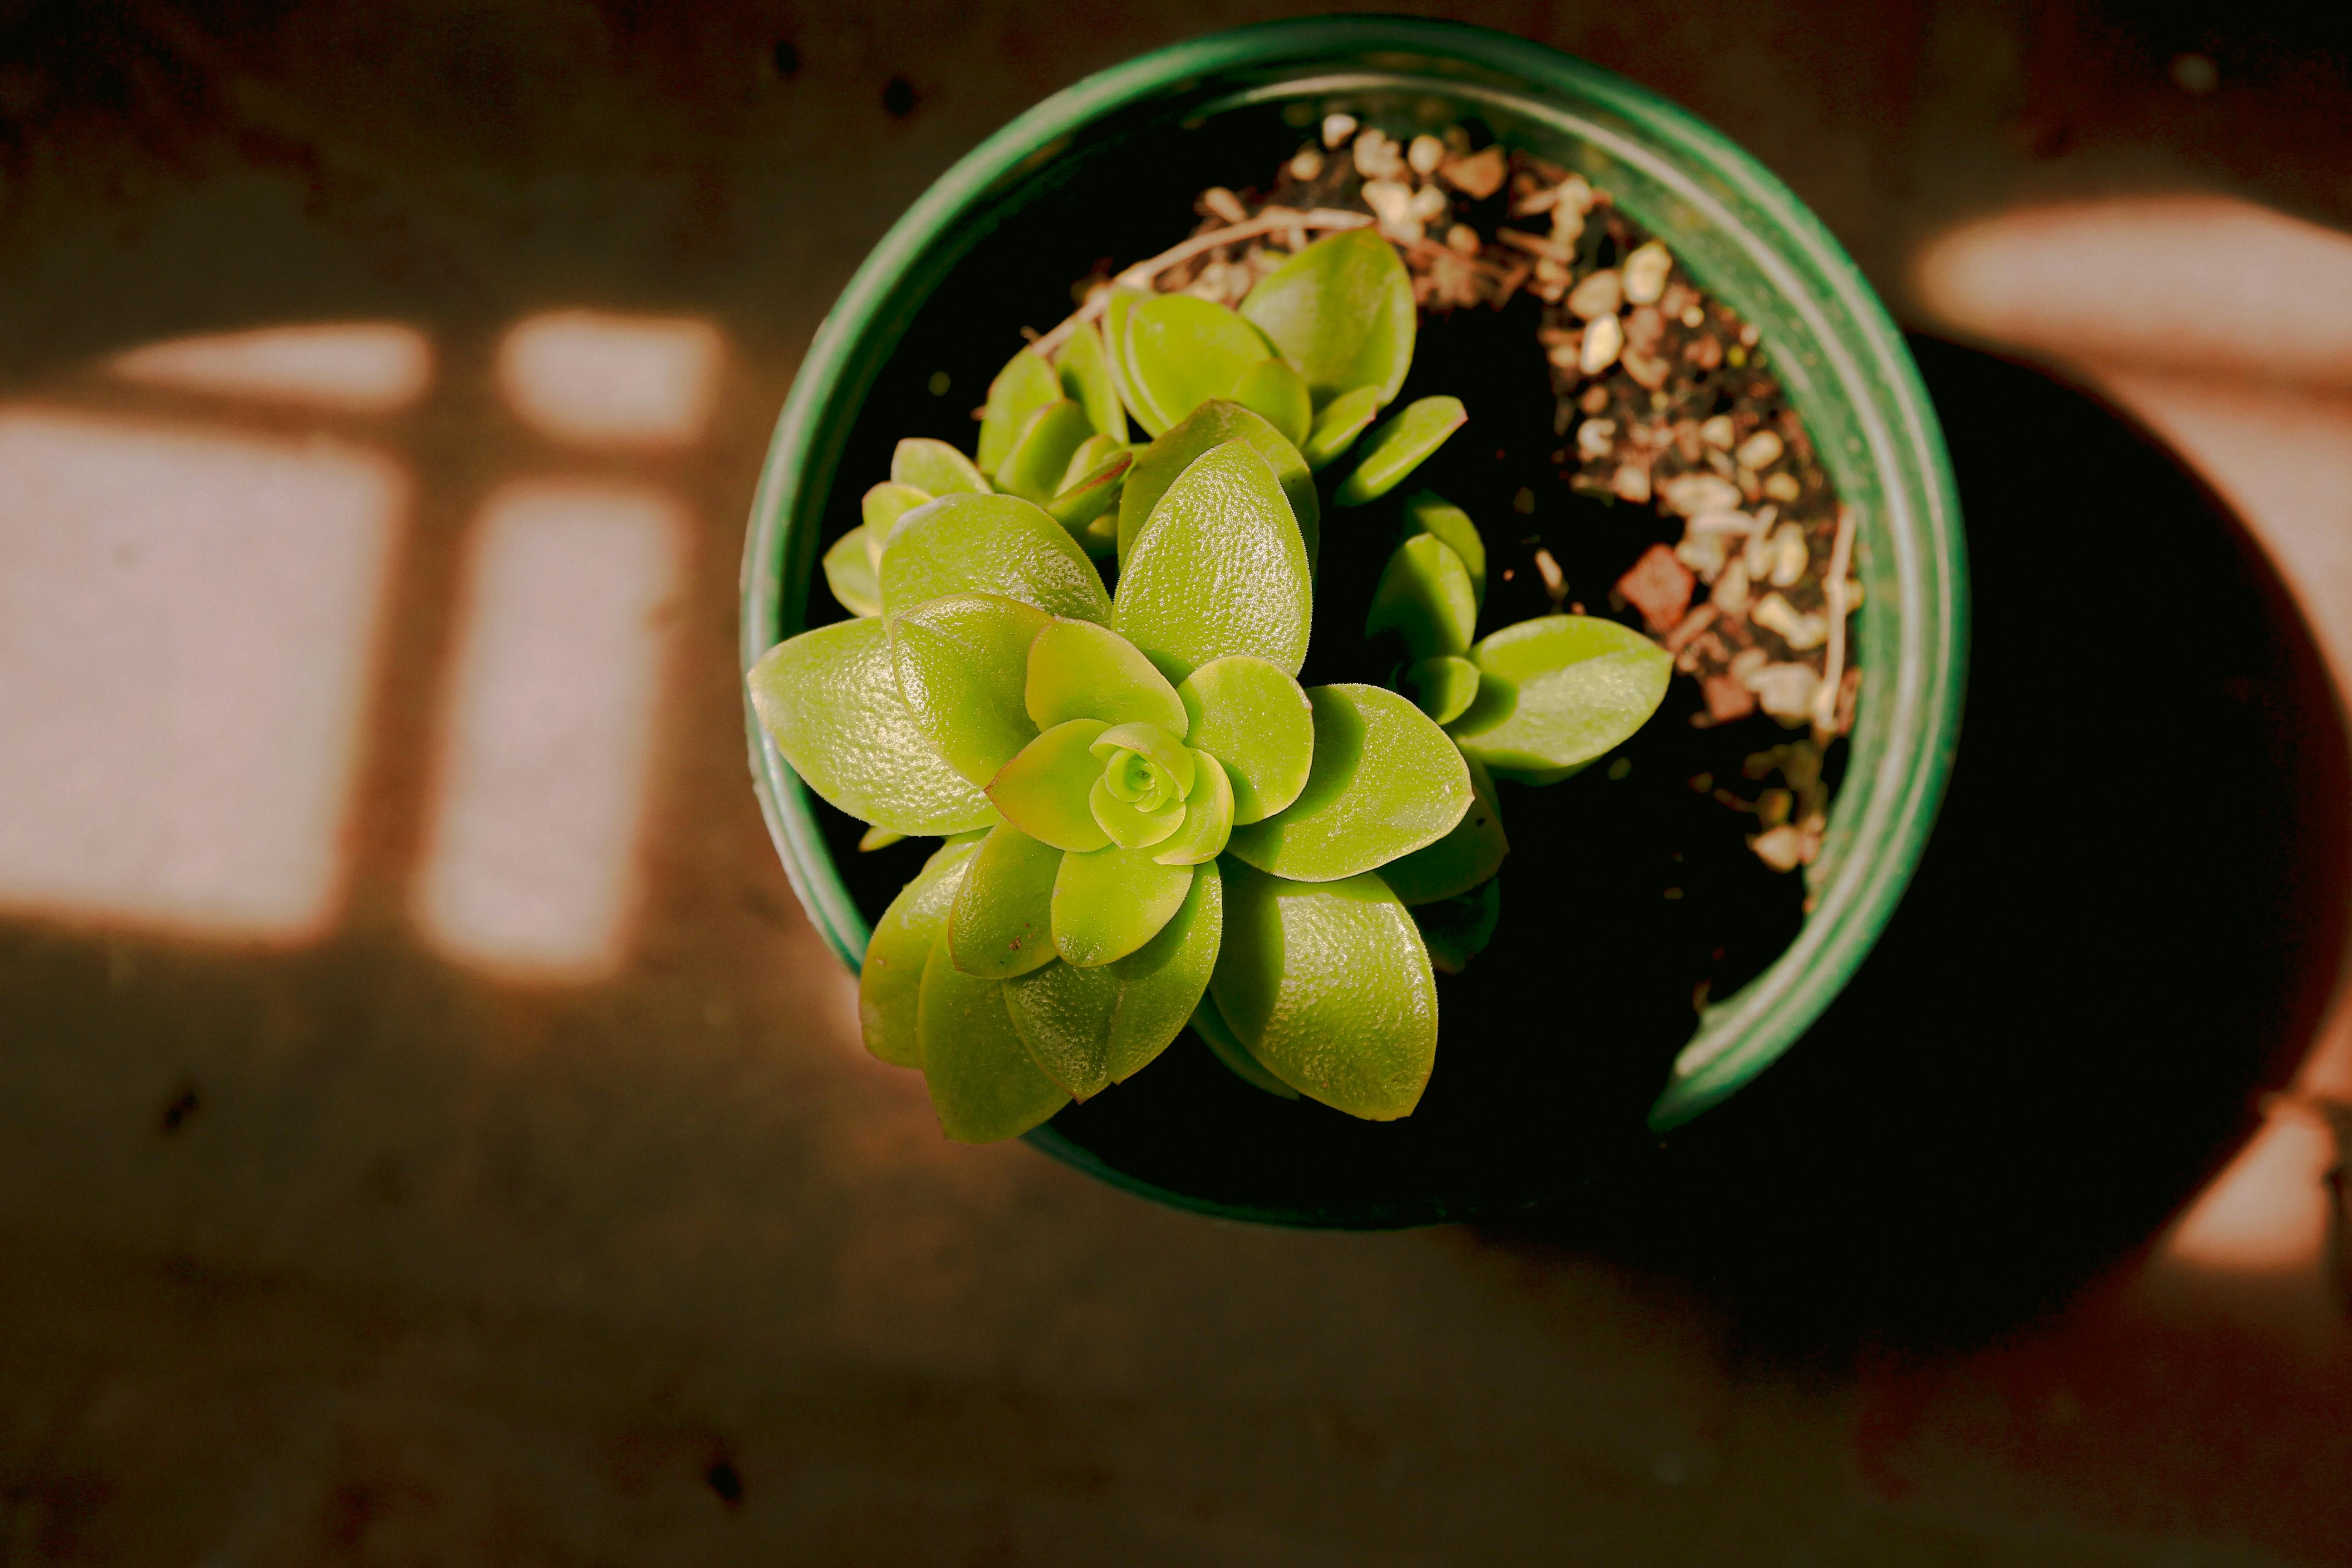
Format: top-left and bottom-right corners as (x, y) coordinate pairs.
(1333, 395), (1468, 506)
(1302, 387), (1384, 472)
(1446, 616), (1676, 785)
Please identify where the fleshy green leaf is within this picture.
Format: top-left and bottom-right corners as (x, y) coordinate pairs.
(1190, 995), (1298, 1098)
(823, 529), (881, 617)
(918, 926), (1070, 1143)
(858, 825), (906, 852)
(1379, 751), (1507, 905)
(1241, 228), (1416, 405)
(1210, 858), (1436, 1120)
(1114, 440), (1312, 681)
(1176, 655), (1314, 824)
(1088, 776), (1186, 849)
(1448, 615), (1673, 783)
(1002, 863), (1221, 1098)
(1054, 317), (1128, 443)
(878, 493), (1111, 623)
(1365, 533), (1477, 659)
(1411, 875), (1501, 975)
(976, 348), (1062, 474)
(1226, 683), (1470, 881)
(1025, 619), (1187, 734)
(862, 481), (935, 569)
(1151, 750), (1233, 865)
(1230, 357), (1311, 447)
(748, 618), (994, 835)
(1052, 843), (1195, 967)
(987, 718), (1111, 852)
(1060, 432), (1127, 492)
(888, 592), (1048, 786)
(858, 837), (980, 1066)
(1333, 396), (1468, 507)
(1300, 386), (1383, 472)
(1117, 399), (1319, 568)
(1102, 289), (1149, 431)
(1402, 655), (1482, 725)
(1122, 293), (1273, 436)
(892, 437), (990, 497)
(993, 398), (1095, 504)
(1043, 434), (1129, 543)
(1400, 490), (1487, 609)
(947, 823), (1063, 978)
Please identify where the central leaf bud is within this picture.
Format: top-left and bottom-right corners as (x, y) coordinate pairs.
(1102, 748), (1162, 806)
(985, 620), (1240, 867)
(1087, 721), (1193, 848)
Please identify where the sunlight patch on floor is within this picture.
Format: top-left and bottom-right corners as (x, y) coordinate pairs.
(496, 311), (723, 448)
(0, 407), (402, 940)
(414, 479), (688, 980)
(2166, 1107), (2336, 1273)
(1914, 195), (2352, 388)
(110, 321), (434, 413)
(1916, 197), (2352, 679)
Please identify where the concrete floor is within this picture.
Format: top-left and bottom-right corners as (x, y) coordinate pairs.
(4, 2), (2352, 1562)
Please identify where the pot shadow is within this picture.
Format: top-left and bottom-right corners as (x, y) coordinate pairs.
(1480, 337), (2352, 1355)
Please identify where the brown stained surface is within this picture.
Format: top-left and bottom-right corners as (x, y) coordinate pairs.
(4, 3), (2352, 1563)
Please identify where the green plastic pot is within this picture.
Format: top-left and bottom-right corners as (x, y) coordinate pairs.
(740, 18), (1966, 1225)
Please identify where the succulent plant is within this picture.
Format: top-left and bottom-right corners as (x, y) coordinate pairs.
(753, 227), (1670, 1144)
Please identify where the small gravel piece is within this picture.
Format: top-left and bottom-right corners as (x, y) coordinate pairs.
(1441, 146), (1506, 199)
(1580, 314), (1623, 374)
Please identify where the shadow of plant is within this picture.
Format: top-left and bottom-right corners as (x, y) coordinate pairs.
(1482, 338), (2352, 1356)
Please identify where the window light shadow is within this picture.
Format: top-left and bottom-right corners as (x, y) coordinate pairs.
(414, 478), (688, 983)
(496, 311), (723, 449)
(1914, 195), (2352, 389)
(2164, 1102), (2338, 1274)
(0, 406), (403, 941)
(109, 321), (433, 413)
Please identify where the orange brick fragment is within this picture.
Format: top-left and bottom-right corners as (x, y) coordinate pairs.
(1615, 542), (1695, 632)
(1701, 675), (1757, 724)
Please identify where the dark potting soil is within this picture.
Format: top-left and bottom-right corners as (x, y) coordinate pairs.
(789, 102), (1831, 1224)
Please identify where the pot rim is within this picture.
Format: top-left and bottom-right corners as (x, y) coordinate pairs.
(740, 15), (1968, 1206)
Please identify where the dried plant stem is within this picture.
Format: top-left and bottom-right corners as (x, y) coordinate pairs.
(1494, 228), (1575, 265)
(1813, 504), (1858, 738)
(1400, 235), (1518, 281)
(1029, 207), (1374, 358)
